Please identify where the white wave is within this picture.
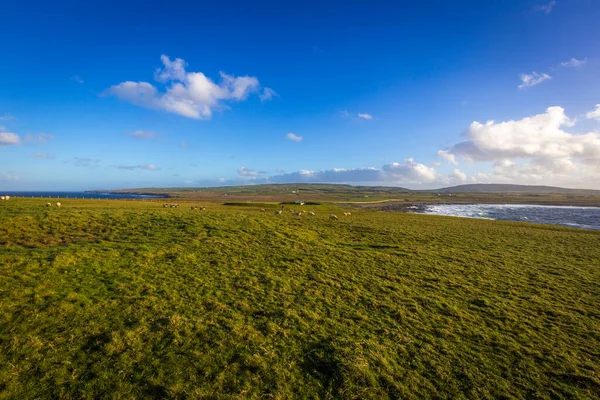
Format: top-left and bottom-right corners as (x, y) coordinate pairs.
(420, 204), (600, 230)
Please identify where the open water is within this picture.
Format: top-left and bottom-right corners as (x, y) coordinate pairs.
(422, 204), (600, 230)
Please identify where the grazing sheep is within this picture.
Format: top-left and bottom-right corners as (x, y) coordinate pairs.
(163, 203), (169, 208)
(308, 211), (315, 216)
(260, 208), (266, 212)
(56, 202), (61, 207)
(275, 210), (282, 215)
(46, 202), (51, 207)
(191, 206), (198, 210)
(344, 212), (352, 216)
(329, 214), (338, 220)
(0, 196), (5, 200)
(4, 196), (9, 200)
(295, 211), (303, 216)
(200, 206), (206, 211)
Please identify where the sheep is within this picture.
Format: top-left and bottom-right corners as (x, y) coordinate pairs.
(56, 202), (61, 207)
(163, 203), (169, 208)
(4, 196), (9, 200)
(329, 214), (338, 220)
(46, 202), (51, 207)
(275, 210), (282, 215)
(200, 206), (206, 211)
(191, 206), (198, 210)
(295, 211), (303, 216)
(260, 208), (266, 212)
(308, 211), (315, 216)
(343, 212), (352, 216)
(0, 196), (4, 200)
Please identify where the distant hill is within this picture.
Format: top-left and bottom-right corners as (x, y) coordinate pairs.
(435, 184), (600, 194)
(91, 183), (599, 196)
(90, 183), (412, 195)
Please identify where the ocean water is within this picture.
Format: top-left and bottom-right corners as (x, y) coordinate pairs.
(0, 191), (164, 199)
(422, 204), (600, 230)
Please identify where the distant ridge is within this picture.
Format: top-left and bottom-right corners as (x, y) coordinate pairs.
(435, 184), (600, 194)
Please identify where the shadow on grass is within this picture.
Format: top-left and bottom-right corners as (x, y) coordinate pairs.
(81, 332), (112, 353)
(300, 339), (343, 397)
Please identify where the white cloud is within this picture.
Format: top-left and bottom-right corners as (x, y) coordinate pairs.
(269, 167), (382, 184)
(286, 132), (303, 142)
(448, 168), (467, 184)
(104, 55), (268, 119)
(116, 164), (159, 171)
(470, 172), (491, 183)
(518, 72), (551, 89)
(382, 158), (439, 183)
(33, 153), (55, 159)
(437, 150), (458, 165)
(443, 106), (600, 186)
(126, 130), (156, 140)
(0, 115), (16, 121)
(24, 133), (54, 143)
(586, 104), (600, 121)
(534, 1), (556, 14)
(237, 166), (260, 177)
(268, 158), (439, 186)
(560, 58), (587, 68)
(67, 158), (101, 168)
(259, 87), (278, 101)
(0, 132), (20, 145)
(71, 75), (84, 84)
(342, 111), (374, 120)
(154, 55), (187, 82)
(0, 130), (54, 145)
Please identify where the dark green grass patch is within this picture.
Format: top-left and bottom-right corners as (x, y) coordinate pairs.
(1, 199), (599, 398)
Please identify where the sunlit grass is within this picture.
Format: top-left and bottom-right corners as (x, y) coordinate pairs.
(1, 198), (599, 398)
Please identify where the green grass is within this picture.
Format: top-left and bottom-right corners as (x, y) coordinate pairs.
(1, 199), (600, 399)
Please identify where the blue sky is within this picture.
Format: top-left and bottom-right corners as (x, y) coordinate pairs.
(1, 0), (600, 190)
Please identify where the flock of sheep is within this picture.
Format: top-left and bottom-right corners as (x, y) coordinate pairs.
(270, 207), (350, 221)
(157, 203), (350, 221)
(28, 200), (352, 220)
(0, 196), (10, 200)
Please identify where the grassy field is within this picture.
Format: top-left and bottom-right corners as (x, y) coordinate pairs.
(1, 198), (600, 399)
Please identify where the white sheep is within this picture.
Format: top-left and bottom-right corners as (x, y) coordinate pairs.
(260, 208), (266, 212)
(200, 206), (206, 211)
(344, 212), (352, 216)
(275, 210), (282, 215)
(308, 211), (315, 216)
(329, 214), (338, 220)
(46, 202), (51, 207)
(0, 196), (5, 200)
(4, 196), (9, 200)
(56, 202), (61, 207)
